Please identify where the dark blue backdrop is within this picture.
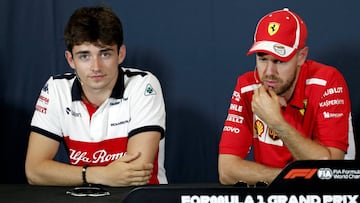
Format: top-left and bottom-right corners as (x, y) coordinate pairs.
(1, 0), (359, 184)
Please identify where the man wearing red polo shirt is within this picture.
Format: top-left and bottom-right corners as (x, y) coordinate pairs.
(218, 8), (356, 186)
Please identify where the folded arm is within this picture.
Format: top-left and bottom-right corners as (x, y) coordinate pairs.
(25, 131), (160, 186)
(218, 154), (282, 185)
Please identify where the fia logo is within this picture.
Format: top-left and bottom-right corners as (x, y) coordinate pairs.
(317, 168), (333, 180)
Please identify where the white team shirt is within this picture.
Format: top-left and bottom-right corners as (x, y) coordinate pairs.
(31, 66), (167, 184)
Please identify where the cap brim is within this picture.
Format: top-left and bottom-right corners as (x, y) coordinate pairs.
(247, 41), (297, 62)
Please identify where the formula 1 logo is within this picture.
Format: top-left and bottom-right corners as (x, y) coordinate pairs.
(284, 168), (317, 179)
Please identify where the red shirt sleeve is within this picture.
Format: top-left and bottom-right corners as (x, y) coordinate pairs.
(219, 72), (257, 158)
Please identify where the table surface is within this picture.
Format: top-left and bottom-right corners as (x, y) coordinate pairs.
(1, 181), (360, 203)
(0, 183), (233, 203)
(2, 160), (359, 202)
(0, 184), (135, 203)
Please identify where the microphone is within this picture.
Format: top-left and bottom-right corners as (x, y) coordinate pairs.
(253, 66), (260, 84)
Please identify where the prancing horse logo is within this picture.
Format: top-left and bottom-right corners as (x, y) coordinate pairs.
(268, 22), (280, 36)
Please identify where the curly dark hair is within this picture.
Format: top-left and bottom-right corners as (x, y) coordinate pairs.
(64, 6), (123, 53)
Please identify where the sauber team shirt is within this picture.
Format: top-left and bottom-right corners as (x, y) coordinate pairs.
(219, 60), (355, 168)
(31, 66), (167, 184)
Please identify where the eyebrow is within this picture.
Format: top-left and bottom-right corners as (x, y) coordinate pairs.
(99, 48), (115, 52)
(74, 50), (90, 55)
(256, 53), (285, 62)
(74, 47), (115, 56)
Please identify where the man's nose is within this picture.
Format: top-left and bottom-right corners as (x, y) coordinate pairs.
(264, 62), (277, 75)
(91, 56), (102, 71)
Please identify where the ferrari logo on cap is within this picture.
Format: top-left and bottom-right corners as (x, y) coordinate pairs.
(268, 22), (280, 36)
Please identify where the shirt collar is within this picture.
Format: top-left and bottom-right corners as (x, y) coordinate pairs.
(71, 66), (125, 101)
(287, 61), (308, 109)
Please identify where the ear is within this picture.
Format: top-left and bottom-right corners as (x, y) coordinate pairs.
(297, 46), (309, 66)
(118, 45), (126, 64)
(65, 50), (76, 70)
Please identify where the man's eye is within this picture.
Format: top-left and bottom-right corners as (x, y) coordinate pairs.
(274, 60), (284, 64)
(79, 54), (89, 60)
(259, 57), (267, 61)
(101, 52), (112, 58)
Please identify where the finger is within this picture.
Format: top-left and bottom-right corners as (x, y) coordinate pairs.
(121, 176), (149, 186)
(253, 84), (262, 95)
(267, 87), (277, 97)
(259, 85), (270, 95)
(127, 173), (152, 185)
(134, 167), (153, 175)
(262, 83), (269, 91)
(130, 180), (150, 186)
